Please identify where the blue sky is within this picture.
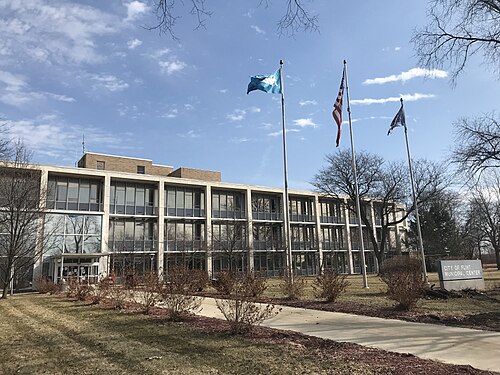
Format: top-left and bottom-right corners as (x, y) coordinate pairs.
(1, 0), (499, 190)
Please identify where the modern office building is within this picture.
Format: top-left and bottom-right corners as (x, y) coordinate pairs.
(2, 153), (408, 286)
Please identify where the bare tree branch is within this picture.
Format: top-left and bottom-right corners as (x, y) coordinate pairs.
(412, 0), (500, 83)
(451, 112), (500, 178)
(147, 0), (318, 39)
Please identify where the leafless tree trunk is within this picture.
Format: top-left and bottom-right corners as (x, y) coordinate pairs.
(0, 122), (11, 160)
(0, 142), (52, 298)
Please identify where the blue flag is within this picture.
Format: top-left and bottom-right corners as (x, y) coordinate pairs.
(247, 69), (282, 94)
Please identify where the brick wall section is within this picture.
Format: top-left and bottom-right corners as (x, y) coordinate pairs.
(77, 153), (173, 176)
(169, 167), (221, 182)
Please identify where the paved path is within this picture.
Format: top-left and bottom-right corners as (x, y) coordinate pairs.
(197, 298), (500, 372)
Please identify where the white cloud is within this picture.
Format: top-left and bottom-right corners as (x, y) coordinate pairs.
(125, 1), (148, 22)
(4, 116), (132, 160)
(363, 68), (448, 85)
(219, 89), (228, 94)
(88, 73), (129, 92)
(227, 109), (246, 121)
(293, 118), (317, 128)
(184, 104), (194, 110)
(178, 130), (199, 138)
(0, 70), (75, 106)
(394, 47), (401, 51)
(127, 38), (143, 49)
(249, 107), (261, 113)
(162, 108), (178, 119)
(159, 60), (187, 75)
(0, 1), (120, 65)
(230, 137), (251, 144)
(350, 93), (436, 105)
(268, 129), (300, 137)
(250, 25), (266, 34)
(299, 100), (317, 106)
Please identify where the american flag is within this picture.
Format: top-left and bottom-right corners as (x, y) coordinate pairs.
(387, 101), (406, 135)
(332, 70), (345, 147)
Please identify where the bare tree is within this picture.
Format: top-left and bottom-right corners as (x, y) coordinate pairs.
(412, 0), (500, 82)
(0, 122), (11, 160)
(451, 113), (500, 178)
(212, 218), (249, 274)
(0, 142), (52, 298)
(467, 172), (500, 269)
(148, 0), (318, 39)
(312, 150), (448, 266)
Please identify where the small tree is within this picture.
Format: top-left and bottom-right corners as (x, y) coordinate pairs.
(134, 271), (163, 314)
(379, 256), (425, 311)
(216, 273), (277, 334)
(313, 270), (349, 303)
(279, 273), (306, 300)
(161, 266), (204, 321)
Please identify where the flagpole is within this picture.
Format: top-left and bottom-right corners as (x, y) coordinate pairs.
(344, 60), (369, 289)
(279, 59), (293, 283)
(400, 98), (429, 285)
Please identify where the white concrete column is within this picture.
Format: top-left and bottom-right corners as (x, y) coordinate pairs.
(99, 174), (111, 277)
(343, 198), (354, 274)
(205, 185), (213, 277)
(370, 202), (379, 273)
(32, 168), (49, 287)
(314, 195), (324, 272)
(246, 188), (254, 273)
(157, 180), (165, 277)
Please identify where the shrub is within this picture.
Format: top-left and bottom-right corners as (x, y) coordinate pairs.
(213, 271), (236, 296)
(161, 266), (204, 321)
(107, 284), (132, 309)
(65, 278), (79, 298)
(278, 274), (306, 300)
(189, 269), (210, 292)
(313, 270), (349, 303)
(75, 284), (92, 301)
(134, 272), (163, 314)
(216, 273), (278, 334)
(379, 256), (425, 311)
(89, 278), (111, 305)
(35, 277), (59, 295)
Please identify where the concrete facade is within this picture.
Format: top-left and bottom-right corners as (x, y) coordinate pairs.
(2, 153), (408, 284)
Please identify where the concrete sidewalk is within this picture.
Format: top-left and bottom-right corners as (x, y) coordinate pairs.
(196, 298), (500, 372)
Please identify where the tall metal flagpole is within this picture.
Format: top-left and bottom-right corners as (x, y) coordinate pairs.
(400, 98), (429, 285)
(344, 60), (369, 289)
(279, 59), (293, 283)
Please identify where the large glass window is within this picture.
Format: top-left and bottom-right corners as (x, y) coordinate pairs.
(212, 190), (246, 219)
(319, 199), (344, 223)
(289, 196), (315, 222)
(110, 182), (158, 215)
(212, 221), (247, 252)
(45, 214), (102, 255)
(253, 252), (285, 277)
(252, 193), (282, 221)
(165, 186), (205, 217)
(109, 218), (157, 252)
(47, 176), (103, 212)
(321, 226), (344, 250)
(290, 224), (316, 250)
(350, 227), (373, 250)
(165, 220), (205, 252)
(252, 223), (283, 250)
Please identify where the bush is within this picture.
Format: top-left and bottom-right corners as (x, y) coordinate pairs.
(278, 274), (305, 300)
(75, 284), (92, 301)
(35, 277), (59, 295)
(107, 284), (132, 309)
(65, 278), (79, 298)
(189, 269), (210, 292)
(216, 273), (278, 334)
(89, 279), (111, 305)
(213, 271), (236, 296)
(134, 272), (163, 314)
(379, 256), (425, 311)
(313, 270), (349, 303)
(161, 266), (204, 321)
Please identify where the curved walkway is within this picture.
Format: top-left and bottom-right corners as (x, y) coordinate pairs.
(197, 298), (500, 372)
